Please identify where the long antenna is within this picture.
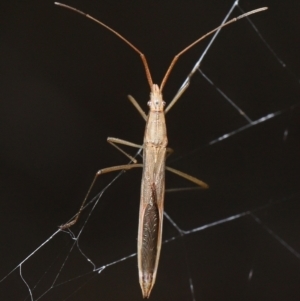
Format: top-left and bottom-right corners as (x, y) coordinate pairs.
(54, 2), (154, 89)
(55, 3), (267, 92)
(160, 7), (268, 91)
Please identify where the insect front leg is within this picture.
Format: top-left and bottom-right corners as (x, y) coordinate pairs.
(165, 81), (189, 113)
(127, 95), (147, 121)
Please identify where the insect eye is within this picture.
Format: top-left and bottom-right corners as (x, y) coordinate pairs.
(162, 101), (166, 106)
(147, 101), (151, 106)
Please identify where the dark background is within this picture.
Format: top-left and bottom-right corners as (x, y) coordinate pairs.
(1, 1), (300, 300)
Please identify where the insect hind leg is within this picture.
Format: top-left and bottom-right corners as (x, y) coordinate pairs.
(60, 163), (143, 229)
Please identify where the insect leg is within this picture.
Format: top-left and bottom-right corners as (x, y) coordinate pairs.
(107, 137), (143, 163)
(165, 82), (189, 114)
(166, 147), (174, 158)
(60, 163), (143, 229)
(127, 95), (147, 121)
(166, 166), (209, 189)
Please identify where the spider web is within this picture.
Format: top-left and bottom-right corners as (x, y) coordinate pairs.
(1, 1), (299, 300)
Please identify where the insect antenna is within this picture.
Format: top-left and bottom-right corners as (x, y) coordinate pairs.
(54, 2), (154, 89)
(55, 3), (267, 96)
(160, 7), (268, 92)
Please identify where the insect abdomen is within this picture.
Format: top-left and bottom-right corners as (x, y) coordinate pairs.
(142, 202), (159, 272)
(140, 198), (160, 298)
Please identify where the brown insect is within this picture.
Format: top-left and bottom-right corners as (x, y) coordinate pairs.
(54, 3), (267, 298)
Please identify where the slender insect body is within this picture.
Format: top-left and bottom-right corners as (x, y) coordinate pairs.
(55, 3), (267, 298)
(138, 84), (167, 298)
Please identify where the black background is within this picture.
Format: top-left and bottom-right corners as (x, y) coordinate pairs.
(1, 1), (300, 300)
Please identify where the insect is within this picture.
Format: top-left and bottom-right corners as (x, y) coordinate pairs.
(55, 3), (267, 298)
